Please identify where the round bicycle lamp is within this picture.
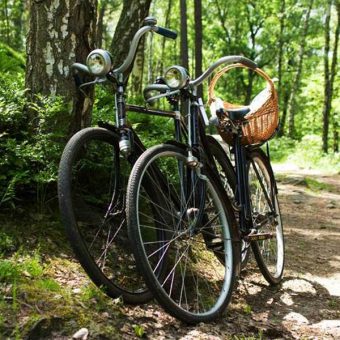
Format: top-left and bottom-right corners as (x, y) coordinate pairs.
(86, 49), (112, 76)
(164, 66), (189, 89)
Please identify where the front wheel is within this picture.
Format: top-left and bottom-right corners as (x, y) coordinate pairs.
(58, 127), (151, 304)
(126, 144), (238, 323)
(247, 149), (285, 285)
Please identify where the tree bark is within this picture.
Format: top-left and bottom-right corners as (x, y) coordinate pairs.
(110, 0), (152, 78)
(333, 113), (339, 152)
(130, 37), (145, 97)
(322, 0), (340, 153)
(277, 0), (286, 98)
(96, 1), (107, 49)
(194, 0), (203, 99)
(277, 0), (286, 136)
(180, 0), (189, 70)
(287, 0), (313, 138)
(25, 0), (97, 134)
(158, 0), (173, 75)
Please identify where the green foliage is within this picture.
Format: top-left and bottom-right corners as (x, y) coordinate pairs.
(270, 134), (340, 173)
(268, 136), (297, 162)
(0, 232), (15, 253)
(288, 135), (340, 173)
(0, 74), (69, 208)
(0, 42), (25, 73)
(133, 324), (145, 338)
(0, 252), (43, 282)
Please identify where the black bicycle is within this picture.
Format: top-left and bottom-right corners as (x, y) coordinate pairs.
(126, 57), (284, 323)
(57, 17), (236, 305)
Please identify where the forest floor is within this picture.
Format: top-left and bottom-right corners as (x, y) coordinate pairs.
(0, 163), (339, 339)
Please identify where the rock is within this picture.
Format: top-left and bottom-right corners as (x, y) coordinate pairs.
(72, 328), (89, 340)
(293, 199), (302, 204)
(326, 203), (336, 209)
(283, 312), (309, 324)
(72, 288), (81, 294)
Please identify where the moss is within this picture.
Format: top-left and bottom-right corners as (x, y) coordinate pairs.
(304, 177), (334, 192)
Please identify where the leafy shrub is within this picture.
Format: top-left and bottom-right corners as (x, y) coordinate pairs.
(0, 42), (25, 73)
(268, 136), (296, 162)
(0, 74), (69, 208)
(269, 134), (339, 173)
(288, 135), (340, 173)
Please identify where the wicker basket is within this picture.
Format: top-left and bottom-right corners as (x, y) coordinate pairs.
(208, 63), (279, 145)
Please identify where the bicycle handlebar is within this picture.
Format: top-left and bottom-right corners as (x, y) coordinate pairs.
(71, 62), (91, 74)
(113, 20), (177, 75)
(71, 17), (177, 78)
(189, 56), (257, 87)
(154, 26), (177, 39)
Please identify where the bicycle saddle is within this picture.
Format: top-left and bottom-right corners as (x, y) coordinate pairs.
(226, 107), (250, 121)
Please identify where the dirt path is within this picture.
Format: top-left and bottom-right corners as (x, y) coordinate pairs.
(2, 166), (339, 339)
(113, 166), (340, 339)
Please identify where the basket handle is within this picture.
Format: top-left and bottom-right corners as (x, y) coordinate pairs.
(208, 63), (276, 105)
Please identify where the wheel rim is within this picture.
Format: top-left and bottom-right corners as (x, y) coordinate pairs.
(69, 136), (147, 294)
(134, 150), (234, 316)
(248, 156), (284, 279)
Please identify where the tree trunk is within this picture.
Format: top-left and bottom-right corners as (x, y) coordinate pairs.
(322, 0), (340, 153)
(110, 0), (152, 78)
(278, 89), (290, 136)
(11, 0), (25, 50)
(158, 0), (173, 75)
(277, 0), (286, 136)
(3, 0), (10, 45)
(333, 113), (339, 152)
(180, 0), (189, 70)
(130, 37), (145, 97)
(287, 0), (313, 138)
(25, 0), (97, 134)
(194, 0), (203, 99)
(96, 1), (107, 49)
(322, 0), (332, 153)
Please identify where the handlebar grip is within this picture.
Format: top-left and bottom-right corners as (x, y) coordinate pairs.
(155, 26), (177, 40)
(236, 57), (257, 69)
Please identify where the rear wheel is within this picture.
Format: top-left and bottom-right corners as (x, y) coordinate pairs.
(127, 144), (238, 323)
(247, 149), (284, 285)
(58, 127), (151, 303)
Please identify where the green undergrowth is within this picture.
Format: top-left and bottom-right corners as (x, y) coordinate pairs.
(269, 135), (340, 174)
(275, 174), (336, 193)
(0, 209), (124, 339)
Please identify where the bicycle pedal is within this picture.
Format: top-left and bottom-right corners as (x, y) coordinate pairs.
(243, 232), (274, 242)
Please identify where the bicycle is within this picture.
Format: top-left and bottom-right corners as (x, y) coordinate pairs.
(57, 17), (235, 305)
(58, 17), (180, 304)
(126, 57), (284, 323)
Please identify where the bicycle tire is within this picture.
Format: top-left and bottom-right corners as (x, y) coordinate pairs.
(126, 143), (239, 323)
(247, 148), (285, 285)
(206, 136), (250, 268)
(58, 127), (152, 304)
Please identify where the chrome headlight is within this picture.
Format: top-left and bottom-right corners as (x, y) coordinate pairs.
(86, 49), (112, 76)
(164, 66), (189, 89)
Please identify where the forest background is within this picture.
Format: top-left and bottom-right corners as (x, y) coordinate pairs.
(0, 0), (339, 210)
(0, 0), (339, 337)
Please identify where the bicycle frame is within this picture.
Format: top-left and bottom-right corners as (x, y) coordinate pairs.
(231, 125), (278, 236)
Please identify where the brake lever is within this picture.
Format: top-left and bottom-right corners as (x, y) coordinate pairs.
(145, 89), (180, 104)
(78, 77), (107, 97)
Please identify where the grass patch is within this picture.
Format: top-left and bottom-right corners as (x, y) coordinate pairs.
(304, 177), (334, 192)
(0, 209), (127, 338)
(269, 134), (340, 174)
